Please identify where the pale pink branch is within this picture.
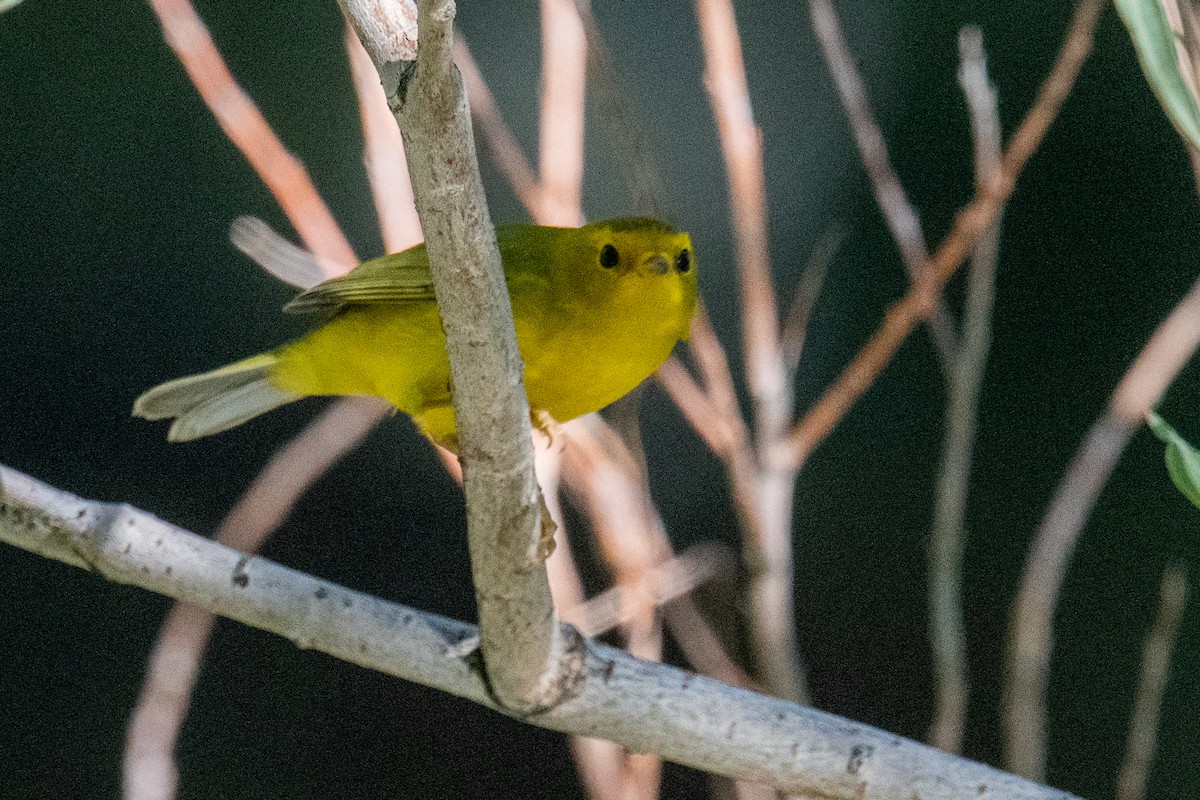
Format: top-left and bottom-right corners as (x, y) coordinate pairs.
(559, 417), (668, 800)
(563, 420), (670, 594)
(536, 439), (584, 610)
(1007, 270), (1200, 780)
(123, 602), (213, 800)
(570, 737), (627, 800)
(692, 0), (810, 704)
(685, 307), (750, 450)
(693, 0), (782, 416)
(534, 437), (624, 800)
(453, 37), (549, 220)
(123, 397), (389, 800)
(539, 0), (588, 227)
(562, 544), (732, 637)
(655, 357), (738, 459)
(808, 0), (959, 371)
(147, 0), (356, 273)
(559, 417), (748, 689)
(212, 398), (391, 547)
(345, 25), (423, 253)
(662, 598), (756, 691)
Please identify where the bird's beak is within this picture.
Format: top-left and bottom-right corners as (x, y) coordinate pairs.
(643, 254), (670, 275)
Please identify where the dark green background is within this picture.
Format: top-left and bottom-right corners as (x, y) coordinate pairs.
(3, 1), (1199, 798)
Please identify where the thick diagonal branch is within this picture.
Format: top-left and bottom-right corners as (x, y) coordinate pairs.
(1, 464), (1083, 800)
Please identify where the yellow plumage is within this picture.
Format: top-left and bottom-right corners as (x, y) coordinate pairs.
(134, 217), (698, 449)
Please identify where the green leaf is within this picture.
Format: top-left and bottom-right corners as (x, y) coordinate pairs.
(1115, 0), (1200, 150)
(1147, 412), (1200, 510)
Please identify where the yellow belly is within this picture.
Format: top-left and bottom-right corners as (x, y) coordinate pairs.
(269, 294), (682, 449)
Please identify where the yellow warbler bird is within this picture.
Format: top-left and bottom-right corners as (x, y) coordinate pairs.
(134, 217), (698, 449)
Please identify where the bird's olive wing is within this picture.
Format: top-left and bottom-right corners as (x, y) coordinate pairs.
(283, 246), (436, 314)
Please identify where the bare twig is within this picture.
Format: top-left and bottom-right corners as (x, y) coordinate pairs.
(146, 0), (356, 273)
(1116, 565), (1188, 800)
(123, 396), (388, 800)
(926, 26), (1004, 755)
(694, 0), (782, 404)
(661, 595), (756, 690)
(454, 37), (549, 218)
(559, 417), (738, 674)
(1006, 269), (1200, 780)
(345, 25), (423, 253)
(656, 356), (740, 458)
(694, 0), (808, 704)
(779, 0), (1106, 472)
(1, 464), (1088, 800)
(561, 544), (729, 638)
(342, 0), (574, 715)
(560, 414), (759, 800)
(780, 230), (840, 375)
(687, 306), (750, 446)
(808, 0), (959, 372)
(571, 1), (668, 217)
(537, 440), (629, 800)
(538, 0), (588, 227)
(533, 438), (630, 800)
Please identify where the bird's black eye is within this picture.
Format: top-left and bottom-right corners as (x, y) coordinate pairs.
(675, 248), (691, 273)
(600, 243), (619, 268)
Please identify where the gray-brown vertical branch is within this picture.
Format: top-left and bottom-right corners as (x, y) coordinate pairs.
(926, 26), (1004, 755)
(341, 0), (579, 714)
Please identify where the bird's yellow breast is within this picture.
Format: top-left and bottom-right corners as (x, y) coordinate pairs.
(270, 218), (697, 450)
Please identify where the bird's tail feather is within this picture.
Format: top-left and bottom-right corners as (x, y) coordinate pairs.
(133, 353), (300, 441)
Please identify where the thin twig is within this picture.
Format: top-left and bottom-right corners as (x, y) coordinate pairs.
(694, 0), (783, 407)
(686, 306), (750, 447)
(1006, 269), (1200, 780)
(655, 356), (739, 458)
(537, 439), (628, 800)
(561, 417), (753, 688)
(146, 0), (356, 273)
(561, 544), (729, 638)
(571, 1), (668, 217)
(538, 0), (588, 227)
(453, 37), (550, 218)
(0, 463), (1089, 800)
(123, 397), (388, 800)
(694, 0), (807, 704)
(560, 416), (751, 800)
(779, 0), (1107, 472)
(926, 26), (1004, 755)
(780, 230), (840, 375)
(808, 0), (960, 372)
(662, 597), (757, 690)
(345, 25), (423, 253)
(1115, 564), (1188, 800)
